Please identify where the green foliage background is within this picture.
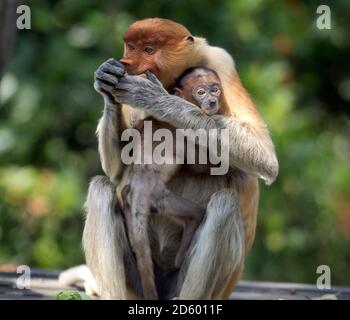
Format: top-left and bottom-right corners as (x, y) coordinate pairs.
(0, 0), (349, 285)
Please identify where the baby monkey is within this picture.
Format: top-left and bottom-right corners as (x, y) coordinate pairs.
(117, 67), (223, 299)
(173, 66), (222, 116)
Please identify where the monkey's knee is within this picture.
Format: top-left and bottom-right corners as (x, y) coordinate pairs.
(83, 175), (125, 243)
(86, 175), (116, 204)
(83, 176), (122, 254)
(207, 189), (245, 276)
(207, 189), (244, 257)
(206, 189), (241, 228)
(83, 175), (120, 236)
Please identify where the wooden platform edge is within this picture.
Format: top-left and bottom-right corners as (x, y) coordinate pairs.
(0, 270), (349, 300)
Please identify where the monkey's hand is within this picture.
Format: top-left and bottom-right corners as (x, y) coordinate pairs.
(113, 71), (169, 108)
(94, 58), (126, 106)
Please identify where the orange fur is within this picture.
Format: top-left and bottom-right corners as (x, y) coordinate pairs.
(123, 18), (200, 88)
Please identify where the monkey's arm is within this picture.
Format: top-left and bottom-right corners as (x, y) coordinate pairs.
(96, 103), (124, 182)
(114, 73), (278, 185)
(94, 59), (126, 182)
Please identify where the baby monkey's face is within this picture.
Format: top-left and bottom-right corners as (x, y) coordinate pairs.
(174, 69), (222, 116)
(192, 82), (221, 115)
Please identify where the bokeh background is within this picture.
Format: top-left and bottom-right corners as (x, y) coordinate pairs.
(0, 0), (349, 285)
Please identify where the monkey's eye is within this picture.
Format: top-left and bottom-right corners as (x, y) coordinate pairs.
(196, 88), (206, 96)
(211, 87), (221, 96)
(144, 46), (154, 55)
(127, 43), (135, 51)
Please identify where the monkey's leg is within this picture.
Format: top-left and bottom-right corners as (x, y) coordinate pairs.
(121, 185), (159, 300)
(130, 212), (159, 300)
(83, 176), (140, 299)
(175, 189), (245, 300)
(158, 190), (206, 219)
(155, 190), (205, 268)
(216, 263), (245, 299)
(174, 220), (199, 269)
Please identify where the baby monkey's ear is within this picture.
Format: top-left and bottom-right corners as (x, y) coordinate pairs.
(173, 88), (183, 97)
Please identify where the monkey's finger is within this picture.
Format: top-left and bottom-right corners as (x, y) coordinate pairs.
(95, 70), (119, 86)
(101, 62), (125, 77)
(94, 79), (112, 91)
(145, 70), (162, 85)
(116, 74), (147, 89)
(106, 58), (125, 69)
(94, 80), (116, 95)
(113, 88), (129, 97)
(114, 78), (134, 91)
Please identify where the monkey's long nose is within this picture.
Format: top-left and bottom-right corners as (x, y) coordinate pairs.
(120, 58), (132, 66)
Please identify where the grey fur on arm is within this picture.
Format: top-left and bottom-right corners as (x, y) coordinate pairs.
(94, 59), (126, 183)
(96, 100), (124, 183)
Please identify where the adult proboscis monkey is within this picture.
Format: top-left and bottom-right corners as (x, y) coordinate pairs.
(83, 18), (278, 299)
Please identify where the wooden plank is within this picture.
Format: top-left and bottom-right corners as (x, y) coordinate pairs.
(0, 270), (82, 300)
(230, 292), (310, 300)
(238, 280), (350, 294)
(231, 280), (350, 300)
(0, 270), (349, 300)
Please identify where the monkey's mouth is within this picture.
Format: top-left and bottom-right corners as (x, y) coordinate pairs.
(127, 66), (160, 78)
(125, 66), (150, 76)
(203, 106), (219, 116)
(124, 68), (138, 75)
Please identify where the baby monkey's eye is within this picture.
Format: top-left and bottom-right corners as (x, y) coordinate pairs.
(211, 87), (221, 96)
(144, 46), (154, 54)
(197, 88), (206, 96)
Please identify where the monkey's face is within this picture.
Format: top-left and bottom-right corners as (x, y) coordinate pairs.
(192, 84), (221, 115)
(120, 19), (195, 87)
(120, 41), (159, 76)
(173, 69), (222, 116)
